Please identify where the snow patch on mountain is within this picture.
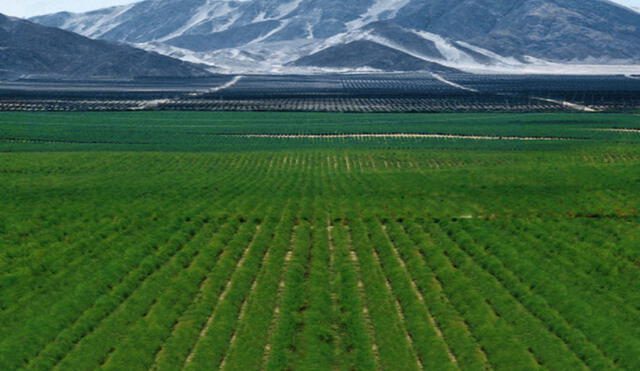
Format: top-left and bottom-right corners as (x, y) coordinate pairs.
(252, 1), (299, 22)
(306, 22), (314, 39)
(61, 4), (133, 39)
(274, 0), (303, 19)
(158, 1), (235, 42)
(365, 34), (440, 62)
(30, 0), (640, 74)
(410, 30), (476, 65)
(454, 41), (522, 65)
(249, 19), (290, 44)
(304, 27), (523, 71)
(347, 0), (410, 30)
(431, 74), (479, 92)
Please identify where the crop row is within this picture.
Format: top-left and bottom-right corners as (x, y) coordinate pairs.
(0, 98), (576, 113)
(2, 145), (640, 369)
(3, 215), (640, 370)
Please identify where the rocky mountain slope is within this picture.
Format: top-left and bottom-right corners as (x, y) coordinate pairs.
(31, 0), (640, 73)
(0, 13), (211, 79)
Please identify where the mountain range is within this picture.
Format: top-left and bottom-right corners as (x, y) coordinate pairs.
(30, 0), (640, 73)
(0, 13), (210, 79)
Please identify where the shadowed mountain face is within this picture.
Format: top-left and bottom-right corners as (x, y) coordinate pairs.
(0, 13), (211, 79)
(31, 0), (640, 73)
(291, 40), (459, 72)
(394, 0), (640, 61)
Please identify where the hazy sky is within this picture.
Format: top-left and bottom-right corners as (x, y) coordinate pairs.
(0, 0), (140, 18)
(1, 0), (639, 18)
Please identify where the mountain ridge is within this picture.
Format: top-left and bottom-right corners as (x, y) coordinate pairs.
(30, 0), (640, 73)
(0, 13), (212, 79)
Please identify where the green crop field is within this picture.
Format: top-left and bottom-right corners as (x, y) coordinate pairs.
(1, 111), (639, 370)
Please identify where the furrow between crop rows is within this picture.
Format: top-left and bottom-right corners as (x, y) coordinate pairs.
(48, 217), (238, 371)
(22, 213), (221, 371)
(220, 205), (297, 370)
(389, 221), (492, 370)
(380, 223), (460, 368)
(181, 221), (264, 368)
(350, 216), (420, 370)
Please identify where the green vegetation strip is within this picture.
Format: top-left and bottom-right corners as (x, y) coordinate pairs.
(1, 112), (639, 370)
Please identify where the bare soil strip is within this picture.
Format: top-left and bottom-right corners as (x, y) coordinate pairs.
(431, 73), (480, 93)
(188, 76), (244, 97)
(531, 97), (599, 112)
(593, 128), (640, 133)
(344, 155), (352, 173)
(227, 133), (574, 141)
(133, 76), (244, 110)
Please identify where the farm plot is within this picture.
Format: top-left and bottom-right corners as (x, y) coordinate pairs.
(3, 73), (640, 112)
(1, 112), (640, 370)
(448, 74), (640, 111)
(1, 111), (640, 152)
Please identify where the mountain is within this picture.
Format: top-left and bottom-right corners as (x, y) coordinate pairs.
(0, 13), (211, 79)
(31, 0), (640, 73)
(291, 40), (460, 72)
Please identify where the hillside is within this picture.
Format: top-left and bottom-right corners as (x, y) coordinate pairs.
(0, 13), (211, 79)
(31, 0), (640, 73)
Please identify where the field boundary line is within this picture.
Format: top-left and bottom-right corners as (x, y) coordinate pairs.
(220, 133), (577, 141)
(531, 97), (599, 112)
(591, 128), (640, 133)
(133, 76), (244, 110)
(431, 74), (479, 92)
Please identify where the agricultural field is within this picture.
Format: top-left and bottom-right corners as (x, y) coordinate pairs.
(2, 74), (640, 113)
(1, 111), (640, 370)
